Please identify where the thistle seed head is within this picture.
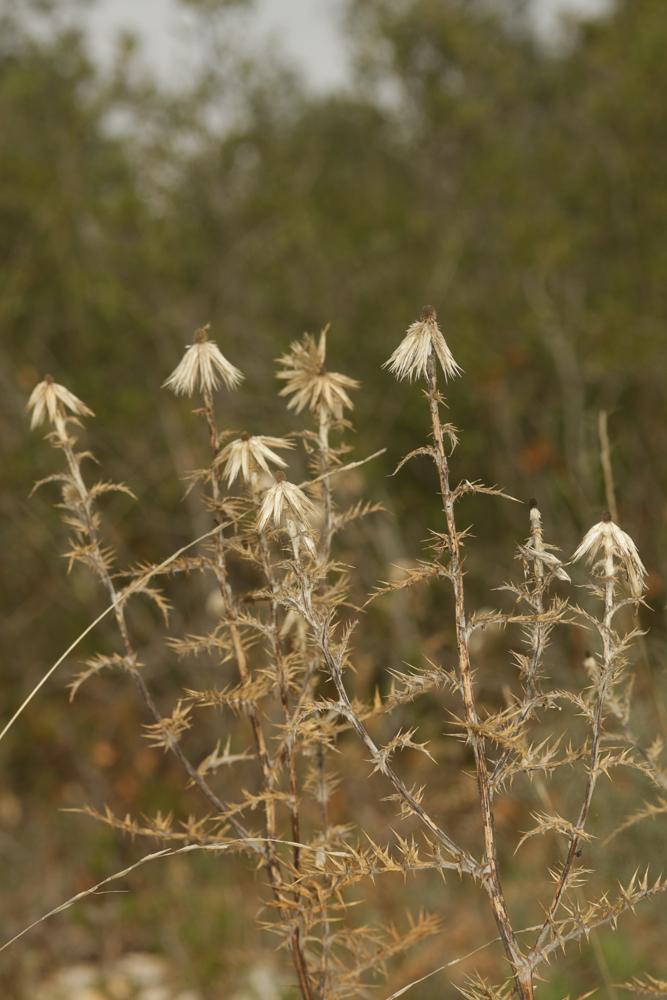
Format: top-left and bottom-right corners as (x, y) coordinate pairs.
(217, 434), (294, 486)
(257, 476), (316, 533)
(383, 306), (462, 383)
(27, 376), (94, 429)
(276, 326), (359, 418)
(163, 324), (244, 397)
(572, 516), (646, 596)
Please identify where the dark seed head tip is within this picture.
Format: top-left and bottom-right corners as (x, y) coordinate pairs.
(602, 510), (613, 522)
(420, 304), (437, 321)
(528, 498), (539, 509)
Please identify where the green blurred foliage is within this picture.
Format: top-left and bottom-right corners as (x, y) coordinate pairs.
(1, 0), (667, 995)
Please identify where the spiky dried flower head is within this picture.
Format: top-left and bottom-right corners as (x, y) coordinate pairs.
(572, 512), (646, 596)
(257, 471), (317, 533)
(276, 325), (359, 418)
(384, 305), (462, 383)
(27, 374), (94, 430)
(162, 323), (244, 397)
(217, 434), (294, 486)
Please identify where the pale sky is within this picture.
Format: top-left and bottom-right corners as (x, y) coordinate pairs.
(81, 0), (612, 91)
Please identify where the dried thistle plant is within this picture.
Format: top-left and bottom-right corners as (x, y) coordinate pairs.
(20, 310), (667, 998)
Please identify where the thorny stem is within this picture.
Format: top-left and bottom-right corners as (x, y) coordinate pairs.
(610, 716), (667, 793)
(291, 564), (477, 877)
(314, 741), (332, 997)
(318, 407), (334, 559)
(273, 571), (336, 999)
(525, 505), (547, 701)
(315, 404), (334, 995)
(529, 538), (616, 969)
(200, 390), (314, 1000)
(51, 418), (250, 833)
(424, 354), (532, 998)
(257, 528), (303, 871)
(262, 564), (312, 997)
(266, 404), (337, 996)
(489, 506), (549, 794)
(534, 879), (667, 968)
(594, 419), (667, 791)
(201, 390), (277, 839)
(53, 408), (312, 1000)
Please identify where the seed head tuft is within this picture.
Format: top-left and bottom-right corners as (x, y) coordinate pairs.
(217, 434), (294, 486)
(572, 517), (646, 597)
(276, 326), (359, 418)
(163, 324), (244, 397)
(257, 476), (316, 533)
(383, 308), (462, 383)
(27, 377), (94, 430)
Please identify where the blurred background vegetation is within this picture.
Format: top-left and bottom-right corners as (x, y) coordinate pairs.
(1, 0), (667, 996)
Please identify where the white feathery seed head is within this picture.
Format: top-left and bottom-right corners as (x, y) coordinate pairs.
(27, 375), (94, 430)
(276, 325), (359, 418)
(163, 324), (244, 397)
(572, 512), (646, 597)
(218, 434), (294, 486)
(257, 472), (317, 534)
(384, 306), (462, 383)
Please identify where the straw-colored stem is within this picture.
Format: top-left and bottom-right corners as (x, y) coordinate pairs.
(258, 529), (302, 869)
(201, 391), (314, 1000)
(530, 541), (616, 969)
(201, 390), (277, 841)
(424, 354), (530, 997)
(293, 563), (477, 877)
(489, 511), (548, 794)
(318, 407), (333, 559)
(52, 421), (251, 832)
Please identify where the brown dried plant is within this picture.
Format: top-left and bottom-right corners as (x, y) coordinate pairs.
(17, 311), (667, 997)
